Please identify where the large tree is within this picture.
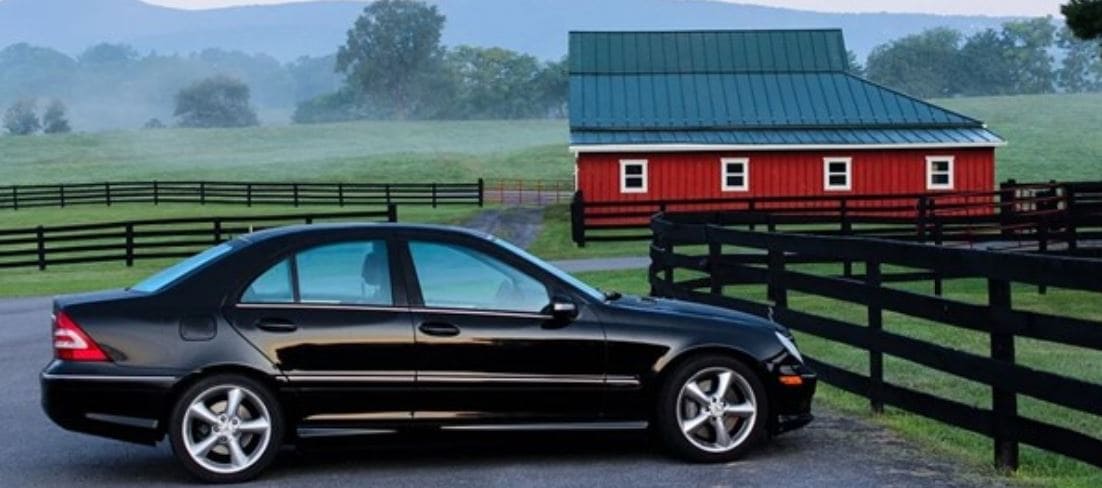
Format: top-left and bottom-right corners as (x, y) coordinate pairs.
(1057, 26), (1102, 92)
(174, 76), (259, 128)
(866, 28), (962, 98)
(3, 99), (40, 135)
(336, 0), (446, 118)
(1064, 0), (1102, 54)
(1000, 17), (1058, 94)
(42, 99), (72, 134)
(446, 46), (544, 119)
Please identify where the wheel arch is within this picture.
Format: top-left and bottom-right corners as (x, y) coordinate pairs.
(160, 364), (291, 439)
(647, 344), (773, 416)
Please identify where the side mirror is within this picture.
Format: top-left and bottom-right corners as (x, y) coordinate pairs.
(550, 298), (578, 320)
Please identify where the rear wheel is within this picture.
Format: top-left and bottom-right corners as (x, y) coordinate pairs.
(168, 374), (283, 483)
(655, 355), (768, 462)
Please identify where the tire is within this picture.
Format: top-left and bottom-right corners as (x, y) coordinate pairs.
(655, 354), (769, 463)
(168, 374), (284, 483)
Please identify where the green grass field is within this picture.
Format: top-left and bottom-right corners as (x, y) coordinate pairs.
(576, 268), (1102, 488)
(1, 94), (1099, 186)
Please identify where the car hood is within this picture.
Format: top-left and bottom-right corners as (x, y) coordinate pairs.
(603, 294), (786, 334)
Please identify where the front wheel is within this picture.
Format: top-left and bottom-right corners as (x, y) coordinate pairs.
(168, 374), (284, 483)
(655, 355), (768, 462)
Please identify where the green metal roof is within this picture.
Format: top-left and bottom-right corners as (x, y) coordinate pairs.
(568, 30), (1003, 148)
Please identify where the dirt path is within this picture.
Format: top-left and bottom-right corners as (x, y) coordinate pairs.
(461, 207), (545, 249)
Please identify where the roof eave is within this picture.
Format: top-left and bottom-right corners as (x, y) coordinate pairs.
(570, 141), (1007, 155)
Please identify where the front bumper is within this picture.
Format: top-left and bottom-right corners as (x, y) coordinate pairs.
(40, 361), (178, 445)
(768, 362), (817, 435)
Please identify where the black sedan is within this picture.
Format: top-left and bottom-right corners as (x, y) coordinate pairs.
(41, 223), (815, 483)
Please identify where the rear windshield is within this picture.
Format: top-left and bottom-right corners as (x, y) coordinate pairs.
(130, 243), (235, 293)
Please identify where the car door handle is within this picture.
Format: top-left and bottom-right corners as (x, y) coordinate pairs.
(419, 322), (461, 337)
(255, 318), (298, 333)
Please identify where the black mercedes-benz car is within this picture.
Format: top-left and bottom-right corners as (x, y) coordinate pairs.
(41, 223), (815, 483)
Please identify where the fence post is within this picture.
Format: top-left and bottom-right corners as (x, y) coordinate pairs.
(999, 180), (1017, 238)
(931, 198), (943, 296)
(124, 223), (134, 267)
(213, 219), (223, 244)
(292, 183), (299, 207)
(709, 240), (722, 295)
(59, 185), (66, 208)
(36, 225), (46, 270)
(570, 191), (586, 247)
(339, 183), (346, 207)
(988, 277), (1019, 471)
(431, 183), (438, 208)
(841, 199), (852, 278)
(477, 178), (485, 208)
(916, 196), (929, 242)
(387, 203), (398, 223)
(1065, 184), (1078, 252)
(867, 260), (884, 413)
(105, 182), (112, 206)
(767, 247), (787, 308)
(748, 200), (756, 231)
(153, 181), (160, 205)
(199, 182), (206, 205)
(11, 186), (17, 211)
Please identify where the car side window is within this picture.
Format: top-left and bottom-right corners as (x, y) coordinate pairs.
(297, 241), (392, 305)
(241, 240), (392, 306)
(241, 259), (294, 303)
(408, 241), (549, 313)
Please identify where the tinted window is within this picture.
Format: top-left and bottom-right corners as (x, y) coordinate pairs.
(241, 259), (293, 303)
(409, 241), (549, 313)
(131, 243), (234, 293)
(297, 241), (391, 305)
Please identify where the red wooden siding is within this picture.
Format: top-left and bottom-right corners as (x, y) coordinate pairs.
(577, 148), (996, 202)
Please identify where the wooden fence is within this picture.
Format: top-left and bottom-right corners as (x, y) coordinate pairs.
(0, 207), (397, 270)
(648, 213), (1102, 471)
(0, 180), (483, 210)
(571, 181), (1102, 250)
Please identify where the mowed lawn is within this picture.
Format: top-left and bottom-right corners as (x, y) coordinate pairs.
(576, 268), (1102, 488)
(0, 203), (484, 297)
(0, 119), (569, 184)
(1, 93), (1100, 186)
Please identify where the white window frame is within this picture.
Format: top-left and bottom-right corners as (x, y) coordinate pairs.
(823, 157), (852, 191)
(619, 159), (648, 194)
(926, 155), (955, 190)
(720, 157), (750, 192)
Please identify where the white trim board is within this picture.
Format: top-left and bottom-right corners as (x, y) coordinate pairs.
(570, 141), (1006, 155)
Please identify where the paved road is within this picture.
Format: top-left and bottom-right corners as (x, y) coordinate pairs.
(0, 296), (1003, 487)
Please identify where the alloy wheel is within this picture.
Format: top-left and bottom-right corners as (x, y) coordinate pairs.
(181, 384), (273, 475)
(675, 366), (758, 453)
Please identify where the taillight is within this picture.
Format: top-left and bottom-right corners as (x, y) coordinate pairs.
(53, 311), (109, 362)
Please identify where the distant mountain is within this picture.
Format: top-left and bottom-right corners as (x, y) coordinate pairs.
(0, 0), (1017, 62)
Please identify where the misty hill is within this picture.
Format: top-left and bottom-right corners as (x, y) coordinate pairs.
(0, 0), (1015, 62)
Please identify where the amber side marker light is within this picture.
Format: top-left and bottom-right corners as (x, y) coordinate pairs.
(778, 375), (804, 387)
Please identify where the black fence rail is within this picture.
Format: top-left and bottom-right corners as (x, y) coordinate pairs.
(0, 180), (483, 210)
(648, 213), (1102, 471)
(0, 207), (397, 270)
(570, 180), (1102, 251)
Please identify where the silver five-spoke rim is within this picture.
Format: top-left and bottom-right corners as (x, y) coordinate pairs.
(676, 367), (757, 453)
(182, 385), (272, 474)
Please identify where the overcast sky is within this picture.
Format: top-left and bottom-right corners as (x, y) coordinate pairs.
(143, 0), (1064, 17)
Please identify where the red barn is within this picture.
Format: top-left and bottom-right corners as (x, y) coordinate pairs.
(568, 30), (1004, 204)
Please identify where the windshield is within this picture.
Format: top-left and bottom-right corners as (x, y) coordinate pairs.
(130, 243), (236, 293)
(493, 238), (606, 302)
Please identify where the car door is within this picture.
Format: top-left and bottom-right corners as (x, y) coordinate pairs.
(400, 236), (606, 423)
(228, 237), (417, 425)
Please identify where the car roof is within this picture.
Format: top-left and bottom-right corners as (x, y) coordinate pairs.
(238, 222), (494, 243)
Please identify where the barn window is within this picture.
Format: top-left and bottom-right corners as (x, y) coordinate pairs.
(926, 156), (954, 190)
(721, 158), (749, 192)
(823, 157), (852, 191)
(619, 159), (648, 193)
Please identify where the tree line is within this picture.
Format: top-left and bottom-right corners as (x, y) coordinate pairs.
(862, 17), (1102, 98)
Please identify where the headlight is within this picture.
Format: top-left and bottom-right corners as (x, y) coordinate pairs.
(775, 331), (803, 363)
